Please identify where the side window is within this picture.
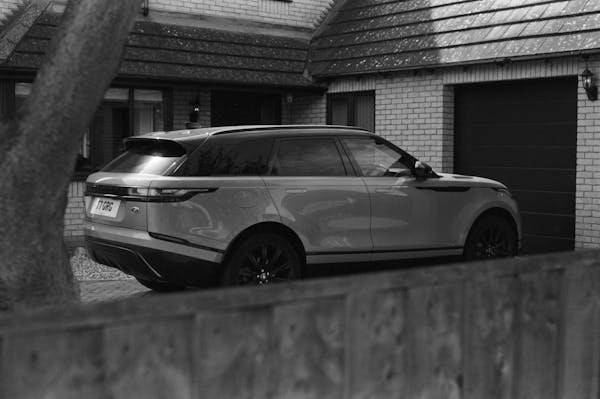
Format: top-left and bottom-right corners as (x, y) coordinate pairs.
(182, 137), (273, 176)
(271, 138), (346, 176)
(343, 138), (411, 177)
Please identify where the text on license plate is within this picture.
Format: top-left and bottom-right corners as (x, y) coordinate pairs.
(90, 197), (121, 218)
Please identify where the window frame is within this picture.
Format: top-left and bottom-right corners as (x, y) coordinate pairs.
(326, 90), (375, 132)
(266, 136), (352, 177)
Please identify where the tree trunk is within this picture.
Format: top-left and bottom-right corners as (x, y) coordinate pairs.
(0, 0), (139, 311)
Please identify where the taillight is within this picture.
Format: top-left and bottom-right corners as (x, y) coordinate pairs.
(144, 187), (217, 202)
(85, 183), (216, 202)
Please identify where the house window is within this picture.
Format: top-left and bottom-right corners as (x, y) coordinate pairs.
(211, 91), (281, 126)
(327, 91), (375, 132)
(15, 83), (166, 175)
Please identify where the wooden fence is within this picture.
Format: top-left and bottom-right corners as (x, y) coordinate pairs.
(0, 250), (599, 399)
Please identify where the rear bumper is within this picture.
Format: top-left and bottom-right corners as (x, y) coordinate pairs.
(84, 223), (223, 287)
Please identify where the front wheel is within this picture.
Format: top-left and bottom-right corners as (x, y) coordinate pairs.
(464, 215), (517, 260)
(222, 233), (302, 286)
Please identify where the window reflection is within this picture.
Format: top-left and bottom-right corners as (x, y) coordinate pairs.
(272, 139), (347, 176)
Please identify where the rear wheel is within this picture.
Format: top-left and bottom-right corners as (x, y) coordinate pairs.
(222, 233), (301, 286)
(135, 277), (185, 292)
(464, 215), (517, 260)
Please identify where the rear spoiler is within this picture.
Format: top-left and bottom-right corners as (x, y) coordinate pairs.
(122, 137), (188, 156)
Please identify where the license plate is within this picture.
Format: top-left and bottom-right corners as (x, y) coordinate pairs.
(90, 197), (121, 218)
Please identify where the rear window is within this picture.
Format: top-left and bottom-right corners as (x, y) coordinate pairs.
(181, 136), (273, 176)
(101, 140), (186, 175)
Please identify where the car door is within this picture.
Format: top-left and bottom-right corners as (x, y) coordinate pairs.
(263, 136), (372, 264)
(341, 136), (461, 256)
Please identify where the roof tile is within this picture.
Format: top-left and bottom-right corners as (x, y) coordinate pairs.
(310, 0), (600, 77)
(3, 12), (320, 89)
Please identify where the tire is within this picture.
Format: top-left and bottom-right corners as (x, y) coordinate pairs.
(135, 277), (185, 292)
(464, 215), (517, 260)
(222, 233), (302, 286)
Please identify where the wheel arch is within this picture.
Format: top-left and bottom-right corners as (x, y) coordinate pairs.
(464, 207), (520, 247)
(222, 222), (307, 272)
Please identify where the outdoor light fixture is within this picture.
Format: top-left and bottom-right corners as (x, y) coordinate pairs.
(188, 99), (201, 123)
(141, 0), (149, 16)
(581, 68), (598, 101)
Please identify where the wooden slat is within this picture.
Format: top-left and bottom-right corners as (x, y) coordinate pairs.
(561, 264), (600, 399)
(270, 298), (345, 399)
(515, 270), (563, 399)
(463, 276), (518, 399)
(103, 317), (194, 399)
(194, 307), (271, 399)
(0, 328), (105, 399)
(346, 289), (408, 399)
(405, 283), (464, 398)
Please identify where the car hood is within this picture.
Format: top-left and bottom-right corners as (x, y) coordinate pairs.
(431, 173), (507, 189)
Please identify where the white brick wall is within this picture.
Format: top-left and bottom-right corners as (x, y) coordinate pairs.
(64, 181), (85, 245)
(151, 0), (336, 29)
(282, 94), (326, 124)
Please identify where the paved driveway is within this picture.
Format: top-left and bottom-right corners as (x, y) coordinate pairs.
(79, 280), (153, 303)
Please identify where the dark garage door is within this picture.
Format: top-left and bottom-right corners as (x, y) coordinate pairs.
(455, 78), (577, 254)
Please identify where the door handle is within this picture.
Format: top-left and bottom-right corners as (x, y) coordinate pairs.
(375, 187), (406, 193)
(285, 188), (307, 193)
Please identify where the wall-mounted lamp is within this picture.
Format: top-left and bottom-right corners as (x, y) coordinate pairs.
(141, 0), (149, 16)
(285, 93), (294, 103)
(581, 68), (598, 101)
(189, 99), (201, 123)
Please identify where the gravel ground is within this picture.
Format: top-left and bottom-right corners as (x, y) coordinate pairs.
(70, 247), (133, 281)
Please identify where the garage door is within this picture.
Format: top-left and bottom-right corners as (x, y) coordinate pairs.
(455, 78), (577, 254)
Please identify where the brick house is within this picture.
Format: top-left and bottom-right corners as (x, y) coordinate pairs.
(0, 0), (599, 255)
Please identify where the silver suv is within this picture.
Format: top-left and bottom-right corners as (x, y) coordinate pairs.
(84, 125), (521, 291)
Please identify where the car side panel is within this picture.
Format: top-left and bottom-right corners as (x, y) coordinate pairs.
(366, 176), (519, 251)
(147, 176), (279, 252)
(263, 176), (372, 255)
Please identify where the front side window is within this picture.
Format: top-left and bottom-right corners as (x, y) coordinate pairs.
(343, 138), (412, 177)
(271, 138), (346, 176)
(182, 137), (273, 176)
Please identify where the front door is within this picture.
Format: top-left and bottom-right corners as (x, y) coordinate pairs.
(341, 136), (462, 258)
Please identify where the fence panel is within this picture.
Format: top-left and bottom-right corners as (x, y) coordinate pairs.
(0, 250), (599, 398)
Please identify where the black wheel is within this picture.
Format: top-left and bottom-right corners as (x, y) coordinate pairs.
(464, 215), (517, 260)
(222, 233), (302, 286)
(135, 277), (185, 292)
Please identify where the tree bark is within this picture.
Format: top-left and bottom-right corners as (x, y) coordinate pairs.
(0, 0), (139, 311)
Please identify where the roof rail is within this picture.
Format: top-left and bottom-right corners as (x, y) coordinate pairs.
(210, 125), (371, 136)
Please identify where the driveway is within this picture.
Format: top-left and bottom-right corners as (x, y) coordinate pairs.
(79, 280), (153, 303)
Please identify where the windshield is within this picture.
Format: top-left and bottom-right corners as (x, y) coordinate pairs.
(101, 139), (186, 175)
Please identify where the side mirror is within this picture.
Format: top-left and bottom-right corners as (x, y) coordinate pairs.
(413, 160), (432, 179)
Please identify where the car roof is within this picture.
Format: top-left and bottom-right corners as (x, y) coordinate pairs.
(132, 125), (374, 143)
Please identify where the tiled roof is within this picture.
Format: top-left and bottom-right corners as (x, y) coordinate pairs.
(309, 0), (600, 77)
(3, 13), (321, 89)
